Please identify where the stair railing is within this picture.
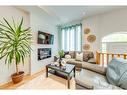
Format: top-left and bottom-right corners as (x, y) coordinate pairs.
(96, 51), (127, 67)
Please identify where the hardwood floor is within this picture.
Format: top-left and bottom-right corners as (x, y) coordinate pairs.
(0, 69), (76, 89)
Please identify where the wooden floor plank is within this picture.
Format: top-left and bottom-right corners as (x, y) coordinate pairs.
(0, 68), (76, 89)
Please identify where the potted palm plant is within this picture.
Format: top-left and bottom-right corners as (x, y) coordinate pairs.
(0, 18), (32, 84)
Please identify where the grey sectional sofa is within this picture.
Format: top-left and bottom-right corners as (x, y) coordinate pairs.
(62, 51), (123, 89)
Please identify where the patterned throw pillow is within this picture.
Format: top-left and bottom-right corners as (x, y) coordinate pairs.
(75, 52), (83, 62)
(83, 51), (94, 62)
(83, 52), (89, 62)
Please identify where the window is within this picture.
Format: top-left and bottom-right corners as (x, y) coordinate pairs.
(61, 24), (82, 51)
(102, 43), (107, 52)
(101, 32), (127, 52)
(102, 32), (127, 43)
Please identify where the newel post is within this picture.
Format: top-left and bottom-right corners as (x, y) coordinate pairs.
(96, 51), (100, 64)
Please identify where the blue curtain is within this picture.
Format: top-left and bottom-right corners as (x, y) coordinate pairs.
(58, 23), (82, 51)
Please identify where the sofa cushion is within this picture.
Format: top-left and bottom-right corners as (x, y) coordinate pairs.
(76, 69), (122, 89)
(76, 76), (94, 89)
(82, 62), (106, 75)
(76, 69), (107, 89)
(62, 58), (75, 63)
(106, 58), (127, 89)
(87, 58), (96, 64)
(75, 52), (83, 62)
(66, 60), (83, 68)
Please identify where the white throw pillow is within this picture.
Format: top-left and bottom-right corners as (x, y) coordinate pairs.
(75, 52), (83, 61)
(65, 54), (71, 59)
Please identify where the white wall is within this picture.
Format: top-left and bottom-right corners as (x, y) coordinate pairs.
(82, 8), (127, 53)
(30, 10), (59, 75)
(0, 6), (59, 85)
(0, 6), (30, 85)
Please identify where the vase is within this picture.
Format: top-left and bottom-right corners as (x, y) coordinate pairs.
(59, 57), (62, 67)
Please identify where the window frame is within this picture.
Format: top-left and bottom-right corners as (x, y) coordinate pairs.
(61, 23), (82, 51)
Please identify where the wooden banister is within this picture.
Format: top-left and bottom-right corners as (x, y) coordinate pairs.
(124, 54), (126, 59)
(112, 54), (114, 59)
(106, 54), (109, 64)
(96, 51), (127, 66)
(96, 51), (100, 64)
(117, 54), (120, 58)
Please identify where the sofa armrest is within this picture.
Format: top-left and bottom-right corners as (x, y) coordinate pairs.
(82, 62), (106, 75)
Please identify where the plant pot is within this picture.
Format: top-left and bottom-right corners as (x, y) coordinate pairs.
(11, 71), (24, 84)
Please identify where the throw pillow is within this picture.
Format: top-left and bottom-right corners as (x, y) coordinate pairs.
(65, 54), (71, 59)
(89, 52), (94, 58)
(83, 52), (89, 62)
(69, 51), (75, 58)
(106, 58), (127, 89)
(83, 51), (94, 62)
(75, 52), (83, 62)
(64, 51), (69, 58)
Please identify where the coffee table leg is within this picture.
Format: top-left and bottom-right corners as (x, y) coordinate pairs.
(46, 66), (48, 77)
(67, 75), (70, 89)
(74, 67), (75, 77)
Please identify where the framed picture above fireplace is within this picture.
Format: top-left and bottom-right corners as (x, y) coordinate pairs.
(38, 48), (51, 60)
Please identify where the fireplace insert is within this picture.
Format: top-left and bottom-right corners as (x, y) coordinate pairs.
(38, 48), (51, 60)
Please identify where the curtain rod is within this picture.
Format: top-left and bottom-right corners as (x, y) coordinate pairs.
(58, 23), (82, 29)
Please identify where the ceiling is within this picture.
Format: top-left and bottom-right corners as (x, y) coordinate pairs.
(39, 6), (125, 24)
(19, 6), (125, 25)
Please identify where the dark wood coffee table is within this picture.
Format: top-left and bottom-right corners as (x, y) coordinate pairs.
(46, 64), (75, 89)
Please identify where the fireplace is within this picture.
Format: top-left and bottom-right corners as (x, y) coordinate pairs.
(38, 48), (51, 60)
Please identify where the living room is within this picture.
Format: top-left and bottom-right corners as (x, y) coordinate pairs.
(0, 5), (127, 90)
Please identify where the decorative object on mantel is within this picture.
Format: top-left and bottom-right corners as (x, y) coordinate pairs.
(87, 34), (96, 43)
(84, 27), (90, 34)
(58, 50), (65, 67)
(83, 44), (90, 50)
